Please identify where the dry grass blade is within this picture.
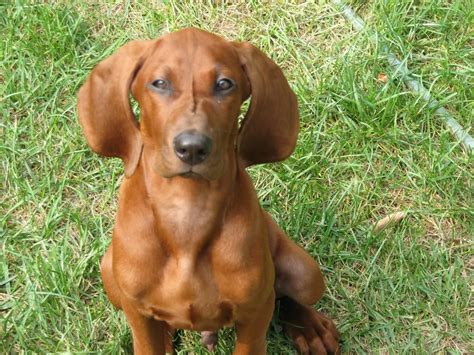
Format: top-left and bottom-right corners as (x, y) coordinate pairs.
(373, 211), (407, 233)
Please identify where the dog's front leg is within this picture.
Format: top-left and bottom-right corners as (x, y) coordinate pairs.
(233, 290), (275, 355)
(122, 299), (167, 355)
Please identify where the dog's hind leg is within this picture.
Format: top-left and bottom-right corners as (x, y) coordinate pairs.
(264, 212), (340, 354)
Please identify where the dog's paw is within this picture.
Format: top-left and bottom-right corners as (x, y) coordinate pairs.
(279, 298), (340, 355)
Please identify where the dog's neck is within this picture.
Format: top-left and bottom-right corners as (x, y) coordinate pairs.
(139, 147), (240, 255)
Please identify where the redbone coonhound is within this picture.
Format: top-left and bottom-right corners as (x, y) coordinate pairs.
(78, 28), (339, 354)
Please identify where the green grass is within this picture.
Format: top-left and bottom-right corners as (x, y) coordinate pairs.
(2, 1), (472, 353)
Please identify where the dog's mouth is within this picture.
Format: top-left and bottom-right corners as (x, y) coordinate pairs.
(153, 151), (224, 181)
(177, 165), (217, 180)
(174, 160), (227, 181)
(157, 165), (213, 180)
(179, 170), (203, 179)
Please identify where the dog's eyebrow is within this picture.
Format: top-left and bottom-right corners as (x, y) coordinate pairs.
(214, 64), (235, 80)
(157, 65), (172, 79)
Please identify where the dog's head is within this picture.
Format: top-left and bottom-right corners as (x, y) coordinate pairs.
(78, 28), (299, 180)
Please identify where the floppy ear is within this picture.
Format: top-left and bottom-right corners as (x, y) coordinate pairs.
(77, 40), (154, 177)
(233, 42), (299, 167)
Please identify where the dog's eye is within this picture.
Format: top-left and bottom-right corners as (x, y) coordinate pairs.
(151, 79), (170, 91)
(215, 78), (234, 92)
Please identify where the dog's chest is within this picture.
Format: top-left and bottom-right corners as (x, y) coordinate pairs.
(131, 250), (265, 331)
(116, 214), (269, 331)
(115, 179), (272, 331)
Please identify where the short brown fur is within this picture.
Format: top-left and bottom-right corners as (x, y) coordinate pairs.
(78, 28), (339, 354)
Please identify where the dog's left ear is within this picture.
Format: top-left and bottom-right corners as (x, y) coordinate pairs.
(233, 42), (299, 167)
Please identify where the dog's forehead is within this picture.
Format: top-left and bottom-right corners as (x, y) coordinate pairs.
(150, 29), (240, 68)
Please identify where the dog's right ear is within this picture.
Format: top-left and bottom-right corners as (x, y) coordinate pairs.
(77, 40), (154, 177)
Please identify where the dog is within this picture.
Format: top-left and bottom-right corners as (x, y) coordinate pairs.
(78, 28), (339, 354)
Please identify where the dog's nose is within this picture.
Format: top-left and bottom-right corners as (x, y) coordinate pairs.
(173, 131), (212, 165)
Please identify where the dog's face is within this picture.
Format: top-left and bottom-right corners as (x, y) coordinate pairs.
(78, 28), (299, 180)
(133, 30), (249, 180)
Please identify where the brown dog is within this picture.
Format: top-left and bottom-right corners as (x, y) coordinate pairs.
(78, 28), (339, 354)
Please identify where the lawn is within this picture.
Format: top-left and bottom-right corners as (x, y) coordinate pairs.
(2, 1), (472, 353)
